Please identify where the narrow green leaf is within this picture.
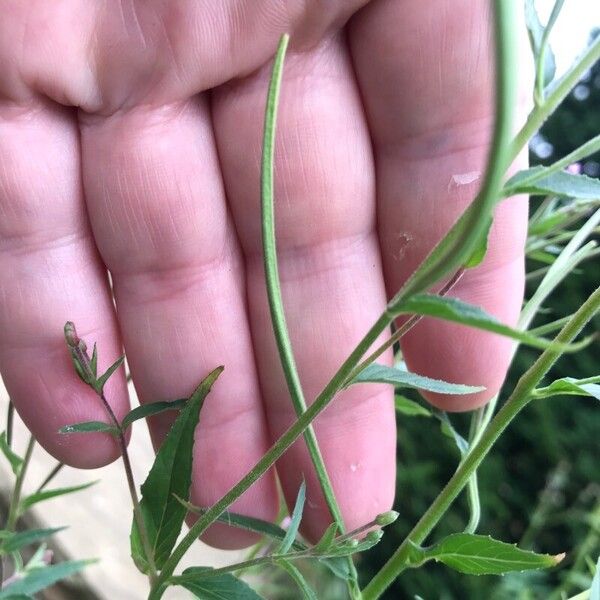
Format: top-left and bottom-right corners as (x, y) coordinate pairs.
(278, 480), (306, 554)
(390, 293), (590, 352)
(464, 217), (492, 268)
(0, 528), (64, 555)
(505, 170), (600, 200)
(278, 560), (317, 600)
(20, 481), (96, 512)
(0, 430), (23, 475)
(121, 398), (187, 430)
(175, 496), (349, 580)
(313, 523), (338, 554)
(407, 533), (564, 575)
(354, 363), (485, 396)
(533, 376), (600, 401)
(90, 343), (98, 378)
(131, 366), (223, 572)
(436, 413), (469, 455)
(95, 355), (125, 393)
(59, 421), (119, 435)
(177, 567), (264, 599)
(525, 0), (556, 87)
(394, 395), (432, 418)
(0, 560), (93, 599)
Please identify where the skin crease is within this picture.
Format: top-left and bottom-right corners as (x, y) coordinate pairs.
(0, 1), (528, 549)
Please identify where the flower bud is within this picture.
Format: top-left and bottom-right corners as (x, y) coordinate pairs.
(375, 510), (399, 527)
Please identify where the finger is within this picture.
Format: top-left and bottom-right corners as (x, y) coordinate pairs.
(0, 100), (129, 467)
(350, 0), (529, 410)
(212, 34), (396, 541)
(79, 98), (278, 548)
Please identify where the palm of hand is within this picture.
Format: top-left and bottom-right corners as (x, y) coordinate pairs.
(0, 0), (526, 547)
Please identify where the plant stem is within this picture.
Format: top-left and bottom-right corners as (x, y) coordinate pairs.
(345, 269), (464, 385)
(35, 462), (65, 494)
(5, 435), (35, 531)
(362, 285), (600, 600)
(98, 392), (157, 585)
(259, 33), (359, 595)
(148, 311), (392, 600)
(509, 33), (600, 165)
(5, 401), (14, 448)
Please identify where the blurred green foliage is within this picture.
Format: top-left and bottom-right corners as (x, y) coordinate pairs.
(359, 55), (600, 600)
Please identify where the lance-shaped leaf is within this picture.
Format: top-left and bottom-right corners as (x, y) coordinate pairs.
(278, 480), (306, 554)
(406, 533), (564, 575)
(504, 169), (600, 200)
(0, 431), (23, 475)
(0, 528), (64, 555)
(389, 293), (590, 352)
(121, 398), (187, 430)
(394, 395), (433, 418)
(353, 364), (484, 396)
(174, 495), (350, 580)
(131, 366), (223, 572)
(20, 481), (96, 512)
(533, 376), (600, 401)
(176, 567), (264, 599)
(278, 560), (317, 600)
(94, 355), (125, 393)
(59, 421), (118, 435)
(0, 560), (93, 599)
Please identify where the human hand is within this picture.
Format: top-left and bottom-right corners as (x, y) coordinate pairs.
(0, 0), (527, 548)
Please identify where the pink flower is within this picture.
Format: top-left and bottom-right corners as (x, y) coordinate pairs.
(566, 163), (582, 174)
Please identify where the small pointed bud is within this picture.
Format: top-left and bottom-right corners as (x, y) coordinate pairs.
(64, 321), (79, 347)
(375, 510), (399, 527)
(365, 530), (384, 544)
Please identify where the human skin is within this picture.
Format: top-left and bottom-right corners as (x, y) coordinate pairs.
(0, 0), (527, 549)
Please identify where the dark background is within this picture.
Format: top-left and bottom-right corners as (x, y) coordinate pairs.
(359, 49), (600, 600)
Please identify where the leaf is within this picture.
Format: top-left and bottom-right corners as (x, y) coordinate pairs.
(436, 413), (469, 455)
(94, 355), (125, 393)
(390, 293), (590, 352)
(131, 366), (223, 572)
(278, 480), (306, 554)
(0, 528), (64, 555)
(354, 363), (485, 396)
(394, 395), (433, 418)
(533, 376), (600, 401)
(407, 533), (564, 575)
(90, 343), (98, 378)
(177, 567), (264, 599)
(312, 523), (338, 554)
(505, 169), (600, 200)
(0, 431), (23, 475)
(278, 560), (317, 600)
(0, 560), (93, 599)
(121, 398), (188, 430)
(175, 496), (351, 580)
(525, 0), (556, 87)
(58, 421), (119, 435)
(20, 481), (96, 512)
(464, 216), (492, 269)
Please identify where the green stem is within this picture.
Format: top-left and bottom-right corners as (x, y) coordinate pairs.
(5, 401), (14, 448)
(6, 435), (35, 530)
(362, 285), (600, 600)
(389, 0), (516, 304)
(510, 33), (600, 165)
(534, 0), (564, 106)
(148, 311), (392, 600)
(259, 33), (359, 595)
(345, 269), (464, 385)
(35, 462), (64, 494)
